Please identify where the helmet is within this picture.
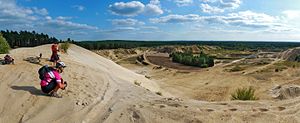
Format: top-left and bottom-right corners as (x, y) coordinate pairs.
(56, 61), (66, 68)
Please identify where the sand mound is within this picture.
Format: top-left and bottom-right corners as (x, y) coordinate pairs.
(1, 44), (300, 123)
(271, 85), (300, 99)
(278, 47), (300, 61)
(94, 48), (146, 61)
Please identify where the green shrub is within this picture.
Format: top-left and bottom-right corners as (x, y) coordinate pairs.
(231, 87), (258, 100)
(0, 34), (10, 54)
(170, 52), (214, 68)
(60, 42), (70, 53)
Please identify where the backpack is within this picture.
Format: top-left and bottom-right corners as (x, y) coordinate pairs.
(38, 65), (53, 80)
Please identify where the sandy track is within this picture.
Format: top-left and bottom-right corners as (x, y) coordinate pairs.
(0, 44), (299, 123)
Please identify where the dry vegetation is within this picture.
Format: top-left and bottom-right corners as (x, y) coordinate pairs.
(95, 45), (300, 102)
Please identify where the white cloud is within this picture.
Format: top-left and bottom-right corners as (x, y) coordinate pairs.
(150, 11), (293, 32)
(111, 18), (145, 26)
(145, 4), (164, 15)
(0, 0), (99, 40)
(220, 0), (241, 9)
(201, 0), (217, 3)
(108, 1), (145, 16)
(201, 4), (224, 14)
(145, 0), (163, 15)
(150, 14), (201, 23)
(33, 7), (48, 15)
(56, 16), (73, 20)
(150, 0), (160, 5)
(72, 5), (85, 11)
(108, 1), (163, 16)
(282, 10), (300, 20)
(103, 27), (138, 33)
(200, 0), (242, 14)
(174, 0), (193, 7)
(0, 0), (36, 22)
(140, 26), (159, 30)
(45, 16), (52, 20)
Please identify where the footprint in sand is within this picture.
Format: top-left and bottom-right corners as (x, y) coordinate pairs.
(229, 108), (237, 111)
(258, 108), (269, 112)
(206, 109), (214, 112)
(218, 103), (228, 105)
(159, 105), (166, 108)
(277, 106), (286, 111)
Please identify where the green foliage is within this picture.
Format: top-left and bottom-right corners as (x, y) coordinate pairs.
(170, 52), (214, 68)
(0, 30), (62, 48)
(231, 87), (258, 100)
(0, 34), (10, 54)
(60, 42), (71, 53)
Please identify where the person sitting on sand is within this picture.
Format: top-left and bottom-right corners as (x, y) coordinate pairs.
(40, 61), (67, 98)
(50, 42), (60, 65)
(3, 54), (14, 64)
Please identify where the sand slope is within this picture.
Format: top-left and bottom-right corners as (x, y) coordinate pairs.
(0, 44), (300, 123)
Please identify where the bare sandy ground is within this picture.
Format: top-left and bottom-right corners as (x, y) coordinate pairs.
(0, 44), (300, 123)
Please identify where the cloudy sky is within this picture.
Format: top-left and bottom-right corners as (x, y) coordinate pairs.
(0, 0), (300, 41)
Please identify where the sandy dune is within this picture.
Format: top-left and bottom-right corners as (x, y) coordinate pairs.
(0, 44), (300, 123)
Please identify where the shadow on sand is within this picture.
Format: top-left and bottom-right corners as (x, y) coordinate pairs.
(11, 86), (47, 96)
(23, 56), (43, 66)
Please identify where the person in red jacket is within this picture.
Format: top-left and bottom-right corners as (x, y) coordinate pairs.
(50, 42), (60, 64)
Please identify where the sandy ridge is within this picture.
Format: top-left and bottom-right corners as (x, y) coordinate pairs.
(0, 44), (299, 123)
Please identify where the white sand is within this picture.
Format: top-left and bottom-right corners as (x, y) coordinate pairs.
(0, 44), (299, 123)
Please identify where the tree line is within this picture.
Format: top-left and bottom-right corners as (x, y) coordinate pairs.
(170, 52), (214, 68)
(0, 30), (60, 48)
(76, 40), (300, 52)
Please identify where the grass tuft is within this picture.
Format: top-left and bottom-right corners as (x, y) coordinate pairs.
(231, 87), (258, 100)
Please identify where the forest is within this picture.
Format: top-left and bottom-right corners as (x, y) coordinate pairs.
(0, 30), (66, 48)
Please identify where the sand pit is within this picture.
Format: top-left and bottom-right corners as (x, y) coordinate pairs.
(1, 44), (300, 123)
(145, 54), (203, 71)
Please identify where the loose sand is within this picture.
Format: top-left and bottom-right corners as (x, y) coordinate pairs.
(0, 44), (300, 123)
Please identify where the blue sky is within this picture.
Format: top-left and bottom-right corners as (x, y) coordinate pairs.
(0, 0), (300, 41)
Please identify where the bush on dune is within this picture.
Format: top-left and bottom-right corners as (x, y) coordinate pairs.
(60, 42), (71, 53)
(231, 87), (258, 100)
(0, 34), (10, 54)
(170, 52), (214, 68)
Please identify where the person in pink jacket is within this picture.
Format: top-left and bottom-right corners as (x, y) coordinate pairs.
(40, 61), (67, 98)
